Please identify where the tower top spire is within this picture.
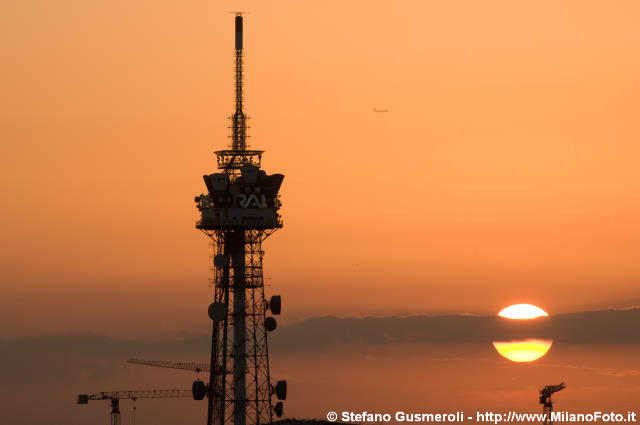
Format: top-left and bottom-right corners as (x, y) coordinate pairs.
(215, 13), (263, 174)
(235, 13), (243, 50)
(231, 14), (246, 151)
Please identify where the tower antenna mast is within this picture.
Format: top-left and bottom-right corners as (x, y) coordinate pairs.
(214, 13), (264, 175)
(232, 13), (246, 152)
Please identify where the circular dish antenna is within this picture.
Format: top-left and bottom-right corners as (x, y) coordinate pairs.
(208, 302), (228, 321)
(275, 380), (287, 400)
(264, 317), (277, 332)
(274, 402), (284, 417)
(192, 380), (206, 400)
(214, 254), (227, 268)
(269, 295), (281, 315)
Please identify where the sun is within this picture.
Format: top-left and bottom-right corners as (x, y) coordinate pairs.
(493, 303), (551, 362)
(498, 304), (548, 319)
(492, 339), (553, 362)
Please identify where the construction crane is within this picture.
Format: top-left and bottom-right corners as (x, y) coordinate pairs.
(77, 389), (192, 425)
(128, 357), (210, 373)
(126, 357), (284, 418)
(539, 382), (566, 425)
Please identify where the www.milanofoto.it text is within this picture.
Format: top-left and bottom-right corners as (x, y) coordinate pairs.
(328, 411), (638, 423)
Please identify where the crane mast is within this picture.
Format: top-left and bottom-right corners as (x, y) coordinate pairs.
(539, 382), (566, 425)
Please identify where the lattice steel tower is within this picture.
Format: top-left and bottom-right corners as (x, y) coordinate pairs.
(193, 14), (287, 425)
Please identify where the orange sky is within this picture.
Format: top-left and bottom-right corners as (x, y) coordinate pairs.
(1, 0), (640, 338)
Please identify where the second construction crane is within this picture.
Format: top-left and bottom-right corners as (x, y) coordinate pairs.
(77, 389), (192, 425)
(539, 382), (566, 425)
(128, 357), (210, 373)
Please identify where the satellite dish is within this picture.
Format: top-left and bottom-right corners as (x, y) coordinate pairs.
(208, 302), (228, 321)
(269, 295), (281, 315)
(275, 380), (287, 400)
(192, 380), (206, 400)
(274, 401), (284, 417)
(214, 254), (227, 268)
(264, 317), (277, 332)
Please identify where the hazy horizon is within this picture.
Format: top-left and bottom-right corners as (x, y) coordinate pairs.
(3, 306), (639, 344)
(2, 338), (638, 425)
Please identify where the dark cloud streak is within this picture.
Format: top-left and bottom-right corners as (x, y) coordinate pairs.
(269, 308), (640, 351)
(1, 308), (638, 361)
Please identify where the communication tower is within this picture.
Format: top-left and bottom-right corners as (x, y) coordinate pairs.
(193, 14), (287, 425)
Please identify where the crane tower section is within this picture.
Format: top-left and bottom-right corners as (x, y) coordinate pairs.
(539, 382), (566, 425)
(194, 14), (285, 425)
